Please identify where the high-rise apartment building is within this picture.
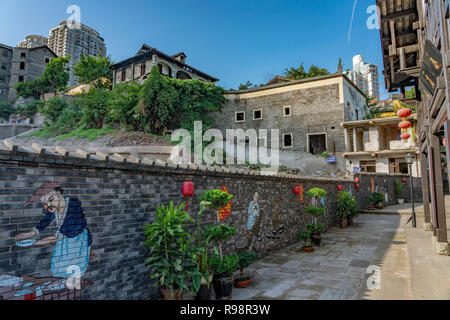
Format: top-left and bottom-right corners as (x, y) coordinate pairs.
(346, 55), (380, 101)
(17, 35), (48, 49)
(48, 21), (106, 87)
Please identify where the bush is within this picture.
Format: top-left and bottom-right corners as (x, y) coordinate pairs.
(40, 97), (70, 123)
(336, 191), (358, 218)
(306, 188), (327, 199)
(394, 180), (405, 199)
(305, 206), (325, 217)
(307, 223), (324, 234)
(367, 192), (384, 207)
(108, 81), (141, 130)
(210, 253), (239, 277)
(15, 100), (43, 120)
(0, 100), (15, 121)
(199, 189), (233, 210)
(73, 87), (111, 129)
(203, 224), (237, 243)
(297, 230), (312, 247)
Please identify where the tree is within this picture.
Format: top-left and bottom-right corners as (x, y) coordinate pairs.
(239, 81), (253, 90)
(73, 87), (111, 129)
(74, 54), (113, 87)
(15, 77), (48, 99)
(283, 62), (329, 80)
(108, 81), (142, 130)
(42, 56), (70, 93)
(138, 66), (179, 134)
(0, 100), (15, 121)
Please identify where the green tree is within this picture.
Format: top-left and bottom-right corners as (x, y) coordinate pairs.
(0, 100), (15, 121)
(138, 66), (179, 134)
(284, 63), (329, 80)
(43, 56), (70, 93)
(74, 54), (113, 87)
(108, 81), (142, 130)
(73, 87), (111, 129)
(239, 81), (253, 90)
(307, 65), (329, 78)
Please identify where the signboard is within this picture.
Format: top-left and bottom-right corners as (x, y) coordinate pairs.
(419, 40), (443, 96)
(326, 156), (336, 163)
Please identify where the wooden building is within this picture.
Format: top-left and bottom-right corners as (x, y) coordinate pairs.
(377, 0), (450, 255)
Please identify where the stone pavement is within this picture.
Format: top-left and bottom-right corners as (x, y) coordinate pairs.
(232, 199), (450, 300)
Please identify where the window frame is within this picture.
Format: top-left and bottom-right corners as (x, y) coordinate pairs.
(282, 133), (294, 148)
(235, 111), (245, 123)
(307, 132), (328, 155)
(253, 108), (263, 121)
(283, 105), (292, 117)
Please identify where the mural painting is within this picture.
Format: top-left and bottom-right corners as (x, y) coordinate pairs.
(0, 181), (93, 300)
(266, 198), (285, 241)
(236, 192), (264, 251)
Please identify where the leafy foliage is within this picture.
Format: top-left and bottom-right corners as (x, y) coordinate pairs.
(237, 251), (258, 271)
(297, 230), (312, 247)
(74, 54), (113, 86)
(394, 180), (405, 198)
(144, 201), (199, 295)
(305, 206), (325, 217)
(108, 81), (141, 130)
(15, 100), (42, 119)
(306, 188), (328, 199)
(203, 224), (237, 243)
(0, 100), (15, 121)
(284, 63), (329, 80)
(73, 87), (111, 129)
(336, 191), (358, 218)
(209, 253), (239, 277)
(198, 189), (233, 210)
(307, 223), (324, 234)
(367, 192), (384, 206)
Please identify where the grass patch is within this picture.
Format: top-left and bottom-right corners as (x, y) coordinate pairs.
(54, 127), (117, 141)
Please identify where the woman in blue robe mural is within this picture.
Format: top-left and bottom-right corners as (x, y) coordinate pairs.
(246, 192), (260, 231)
(16, 187), (92, 280)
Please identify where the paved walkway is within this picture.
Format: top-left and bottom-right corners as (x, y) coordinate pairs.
(232, 198), (450, 300)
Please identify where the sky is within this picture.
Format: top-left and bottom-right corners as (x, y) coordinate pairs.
(0, 0), (386, 96)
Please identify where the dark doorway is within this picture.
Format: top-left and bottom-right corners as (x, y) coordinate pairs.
(309, 134), (326, 155)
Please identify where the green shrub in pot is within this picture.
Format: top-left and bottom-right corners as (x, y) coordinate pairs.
(337, 191), (358, 227)
(236, 251), (258, 283)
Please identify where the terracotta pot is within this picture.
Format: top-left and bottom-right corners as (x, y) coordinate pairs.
(347, 216), (354, 226)
(234, 277), (252, 288)
(213, 275), (234, 300)
(310, 232), (321, 247)
(302, 246), (314, 253)
(160, 288), (183, 300)
(339, 218), (348, 229)
(195, 274), (213, 301)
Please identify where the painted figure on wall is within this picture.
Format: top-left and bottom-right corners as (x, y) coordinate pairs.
(246, 192), (260, 231)
(1, 183), (93, 300)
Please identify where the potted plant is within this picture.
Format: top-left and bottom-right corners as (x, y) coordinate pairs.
(367, 192), (384, 210)
(395, 180), (405, 204)
(235, 251), (258, 288)
(198, 189), (237, 300)
(305, 187), (327, 247)
(307, 223), (325, 246)
(297, 230), (314, 252)
(337, 191), (358, 227)
(144, 201), (198, 300)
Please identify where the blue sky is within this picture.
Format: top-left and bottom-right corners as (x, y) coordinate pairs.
(0, 0), (385, 95)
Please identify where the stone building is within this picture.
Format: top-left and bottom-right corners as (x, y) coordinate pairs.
(0, 44), (13, 101)
(213, 73), (369, 170)
(111, 44), (218, 87)
(341, 115), (419, 177)
(6, 46), (57, 103)
(48, 21), (106, 87)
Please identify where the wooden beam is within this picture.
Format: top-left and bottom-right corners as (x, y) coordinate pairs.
(381, 8), (418, 21)
(390, 20), (397, 53)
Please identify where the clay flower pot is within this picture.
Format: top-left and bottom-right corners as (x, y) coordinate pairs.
(234, 277), (252, 288)
(302, 246), (314, 253)
(160, 288), (183, 300)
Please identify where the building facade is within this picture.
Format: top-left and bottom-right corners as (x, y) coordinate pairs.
(0, 44), (13, 101)
(17, 35), (48, 49)
(342, 116), (419, 177)
(7, 46), (57, 102)
(346, 55), (380, 101)
(377, 0), (449, 255)
(48, 21), (106, 87)
(111, 44), (218, 86)
(213, 74), (369, 169)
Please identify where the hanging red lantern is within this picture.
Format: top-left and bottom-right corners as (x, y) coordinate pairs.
(402, 178), (407, 184)
(293, 186), (301, 195)
(398, 121), (412, 129)
(354, 177), (360, 184)
(337, 185), (343, 192)
(355, 184), (360, 189)
(397, 108), (413, 119)
(182, 181), (194, 211)
(400, 133), (411, 141)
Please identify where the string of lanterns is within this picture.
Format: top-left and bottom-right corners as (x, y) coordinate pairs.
(397, 107), (413, 142)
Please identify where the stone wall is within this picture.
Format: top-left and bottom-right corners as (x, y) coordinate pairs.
(353, 172), (423, 209)
(0, 149), (354, 300)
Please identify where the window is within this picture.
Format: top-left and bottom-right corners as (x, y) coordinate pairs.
(235, 111), (245, 123)
(360, 160), (376, 173)
(283, 106), (291, 117)
(308, 133), (327, 155)
(18, 76), (24, 82)
(355, 109), (359, 120)
(141, 64), (146, 76)
(19, 62), (25, 70)
(20, 52), (26, 58)
(364, 130), (370, 143)
(2, 50), (8, 57)
(253, 109), (262, 120)
(389, 158), (409, 174)
(0, 76), (5, 83)
(283, 133), (293, 148)
(44, 57), (50, 64)
(1, 63), (6, 70)
(121, 69), (126, 82)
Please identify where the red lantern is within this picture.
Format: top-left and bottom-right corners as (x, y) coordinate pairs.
(182, 181), (194, 211)
(402, 178), (407, 183)
(401, 133), (411, 141)
(337, 185), (343, 191)
(354, 177), (360, 184)
(397, 108), (413, 119)
(355, 184), (360, 189)
(293, 186), (301, 195)
(398, 121), (412, 129)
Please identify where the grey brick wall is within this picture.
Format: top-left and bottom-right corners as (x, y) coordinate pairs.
(0, 150), (420, 300)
